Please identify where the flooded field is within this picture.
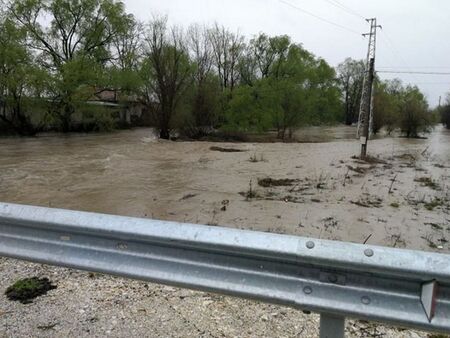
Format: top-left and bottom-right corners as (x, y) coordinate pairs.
(1, 125), (449, 337)
(1, 125), (449, 251)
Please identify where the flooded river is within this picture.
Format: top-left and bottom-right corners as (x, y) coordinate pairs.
(1, 125), (449, 251)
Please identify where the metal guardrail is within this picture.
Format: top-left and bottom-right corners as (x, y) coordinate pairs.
(0, 202), (449, 337)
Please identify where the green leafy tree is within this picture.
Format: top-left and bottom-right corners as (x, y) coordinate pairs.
(373, 79), (433, 137)
(398, 85), (432, 138)
(226, 39), (341, 139)
(303, 58), (342, 125)
(9, 0), (133, 131)
(337, 58), (365, 125)
(225, 81), (273, 133)
(0, 12), (46, 135)
(271, 80), (306, 139)
(109, 17), (143, 96)
(373, 80), (399, 134)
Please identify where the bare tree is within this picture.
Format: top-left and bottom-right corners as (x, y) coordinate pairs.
(238, 33), (291, 86)
(208, 23), (244, 92)
(337, 58), (365, 125)
(143, 16), (192, 139)
(187, 24), (213, 86)
(111, 18), (143, 71)
(186, 24), (220, 128)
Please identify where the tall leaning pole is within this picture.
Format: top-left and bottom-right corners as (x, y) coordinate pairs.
(357, 18), (382, 159)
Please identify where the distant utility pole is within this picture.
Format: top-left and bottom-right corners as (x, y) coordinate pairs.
(439, 96), (442, 108)
(357, 18), (382, 159)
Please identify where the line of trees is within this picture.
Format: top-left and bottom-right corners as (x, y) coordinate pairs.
(373, 79), (435, 137)
(0, 0), (439, 139)
(337, 58), (437, 138)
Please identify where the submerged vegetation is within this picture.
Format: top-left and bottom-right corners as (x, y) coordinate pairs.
(0, 0), (440, 139)
(373, 79), (435, 137)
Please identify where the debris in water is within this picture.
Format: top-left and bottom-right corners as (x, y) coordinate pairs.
(257, 178), (298, 187)
(210, 146), (245, 153)
(180, 193), (198, 200)
(351, 195), (383, 208)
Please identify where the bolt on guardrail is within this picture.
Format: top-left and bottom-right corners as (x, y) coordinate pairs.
(0, 202), (449, 337)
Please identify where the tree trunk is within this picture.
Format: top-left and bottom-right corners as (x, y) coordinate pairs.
(61, 114), (71, 133)
(288, 128), (293, 139)
(159, 128), (170, 139)
(60, 102), (75, 132)
(344, 82), (352, 125)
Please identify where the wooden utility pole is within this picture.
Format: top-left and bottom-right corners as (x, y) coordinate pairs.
(357, 18), (381, 159)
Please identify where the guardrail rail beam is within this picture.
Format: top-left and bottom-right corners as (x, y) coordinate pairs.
(0, 202), (449, 336)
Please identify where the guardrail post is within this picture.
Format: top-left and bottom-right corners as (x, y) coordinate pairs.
(319, 314), (345, 338)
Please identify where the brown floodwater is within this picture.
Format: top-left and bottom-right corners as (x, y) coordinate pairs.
(1, 125), (449, 251)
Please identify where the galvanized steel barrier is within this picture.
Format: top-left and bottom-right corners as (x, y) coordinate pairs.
(0, 202), (449, 337)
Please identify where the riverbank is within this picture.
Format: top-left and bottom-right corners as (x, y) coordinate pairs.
(0, 126), (449, 337)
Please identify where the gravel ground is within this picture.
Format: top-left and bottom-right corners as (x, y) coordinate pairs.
(0, 258), (432, 338)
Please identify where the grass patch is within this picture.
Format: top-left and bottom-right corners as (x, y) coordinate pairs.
(425, 222), (444, 230)
(352, 155), (387, 164)
(5, 277), (57, 304)
(346, 165), (367, 174)
(394, 153), (416, 161)
(239, 179), (259, 200)
(414, 177), (440, 190)
(421, 235), (438, 249)
(257, 178), (298, 187)
(351, 195), (383, 208)
(424, 198), (444, 211)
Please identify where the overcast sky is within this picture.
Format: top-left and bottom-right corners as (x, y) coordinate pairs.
(124, 0), (449, 107)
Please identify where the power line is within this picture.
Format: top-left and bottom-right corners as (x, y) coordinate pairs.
(378, 66), (450, 70)
(377, 70), (450, 75)
(278, 0), (362, 35)
(412, 83), (450, 85)
(378, 30), (422, 84)
(322, 0), (366, 20)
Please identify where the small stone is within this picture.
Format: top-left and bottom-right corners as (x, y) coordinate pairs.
(202, 300), (214, 306)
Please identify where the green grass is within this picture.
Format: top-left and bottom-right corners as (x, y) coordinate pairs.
(424, 198), (444, 211)
(414, 177), (440, 190)
(5, 277), (56, 304)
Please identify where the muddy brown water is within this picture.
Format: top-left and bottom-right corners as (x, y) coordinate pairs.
(1, 125), (449, 252)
